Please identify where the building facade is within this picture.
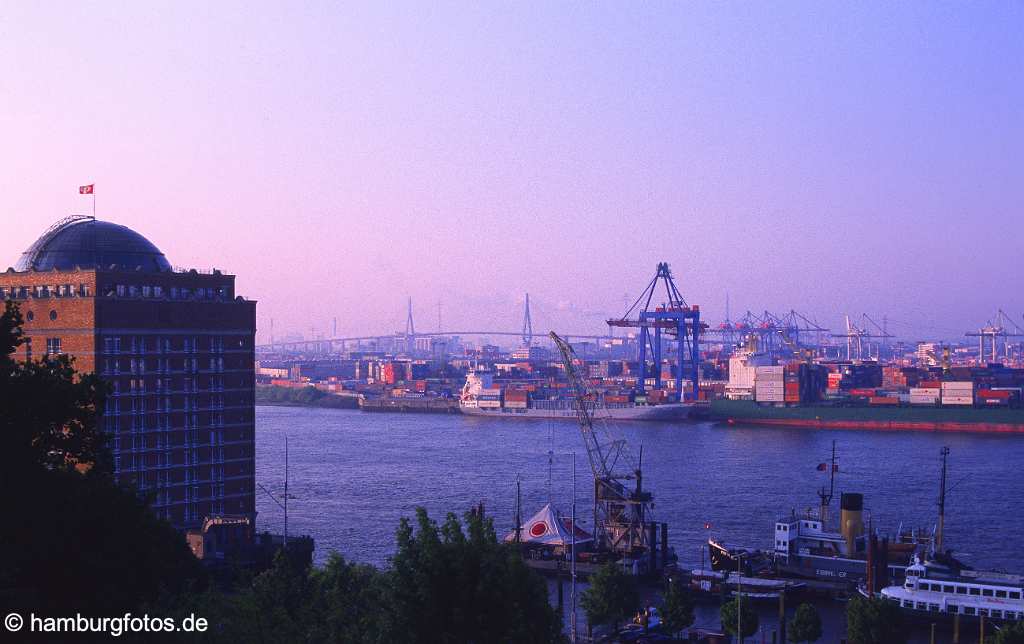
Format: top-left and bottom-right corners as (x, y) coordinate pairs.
(1, 216), (256, 529)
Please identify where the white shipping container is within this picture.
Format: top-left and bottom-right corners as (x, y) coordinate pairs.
(503, 401), (527, 409)
(910, 388), (941, 396)
(477, 400), (502, 408)
(941, 382), (973, 391)
(941, 396), (973, 405)
(909, 396), (940, 404)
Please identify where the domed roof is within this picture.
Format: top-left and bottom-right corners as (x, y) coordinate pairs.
(15, 217), (172, 273)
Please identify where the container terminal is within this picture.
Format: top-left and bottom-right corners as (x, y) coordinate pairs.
(256, 262), (1024, 433)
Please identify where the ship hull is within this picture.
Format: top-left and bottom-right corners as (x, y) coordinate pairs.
(459, 402), (695, 421)
(711, 399), (1024, 434)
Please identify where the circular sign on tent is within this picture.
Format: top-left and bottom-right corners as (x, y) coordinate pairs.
(530, 521), (548, 537)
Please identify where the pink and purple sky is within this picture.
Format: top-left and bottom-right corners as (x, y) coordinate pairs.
(1, 2), (1021, 342)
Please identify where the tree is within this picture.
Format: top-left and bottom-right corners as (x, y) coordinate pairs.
(580, 561), (640, 635)
(845, 595), (906, 644)
(0, 301), (206, 617)
(386, 505), (563, 643)
(994, 621), (1024, 644)
(0, 301), (109, 474)
(788, 603), (822, 643)
(660, 576), (695, 637)
(720, 597), (758, 642)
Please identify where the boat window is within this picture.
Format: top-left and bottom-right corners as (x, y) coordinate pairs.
(996, 590), (1007, 599)
(970, 588), (980, 596)
(956, 586), (967, 594)
(965, 607), (976, 615)
(944, 585), (955, 593)
(916, 602), (926, 610)
(929, 604), (939, 612)
(979, 609), (989, 617)
(1010, 592), (1021, 600)
(983, 589), (994, 597)
(902, 600), (911, 608)
(946, 604), (958, 613)
(993, 610), (1003, 619)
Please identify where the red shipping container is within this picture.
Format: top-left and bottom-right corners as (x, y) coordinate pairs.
(869, 396), (900, 405)
(977, 389), (1011, 399)
(850, 388), (878, 397)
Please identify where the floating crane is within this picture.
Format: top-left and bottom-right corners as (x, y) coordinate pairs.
(550, 331), (664, 571)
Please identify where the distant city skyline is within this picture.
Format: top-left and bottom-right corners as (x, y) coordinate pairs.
(2, 3), (1021, 342)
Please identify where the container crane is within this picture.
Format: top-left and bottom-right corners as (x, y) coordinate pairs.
(606, 262), (703, 399)
(550, 331), (663, 569)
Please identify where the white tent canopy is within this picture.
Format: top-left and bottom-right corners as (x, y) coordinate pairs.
(504, 503), (593, 546)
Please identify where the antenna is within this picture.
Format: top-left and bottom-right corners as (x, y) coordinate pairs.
(937, 446), (949, 553)
(818, 440), (837, 524)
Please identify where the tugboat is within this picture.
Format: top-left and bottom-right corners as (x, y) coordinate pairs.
(709, 441), (930, 589)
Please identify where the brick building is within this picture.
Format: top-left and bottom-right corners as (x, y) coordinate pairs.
(1, 216), (256, 529)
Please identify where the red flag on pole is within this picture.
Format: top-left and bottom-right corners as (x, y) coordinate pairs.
(816, 463), (828, 471)
(79, 184), (94, 194)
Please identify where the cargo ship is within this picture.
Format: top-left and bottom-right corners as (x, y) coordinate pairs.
(459, 369), (698, 421)
(711, 399), (1024, 434)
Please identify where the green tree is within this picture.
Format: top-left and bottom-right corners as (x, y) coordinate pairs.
(580, 561), (640, 635)
(0, 301), (206, 617)
(308, 553), (388, 643)
(387, 506), (563, 643)
(845, 595), (906, 644)
(720, 597), (758, 642)
(788, 603), (822, 643)
(660, 576), (695, 637)
(994, 621), (1024, 644)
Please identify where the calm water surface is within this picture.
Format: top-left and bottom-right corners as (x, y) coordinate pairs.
(256, 405), (1024, 573)
(256, 405), (1024, 642)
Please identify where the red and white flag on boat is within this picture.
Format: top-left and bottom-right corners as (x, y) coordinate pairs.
(79, 184), (94, 194)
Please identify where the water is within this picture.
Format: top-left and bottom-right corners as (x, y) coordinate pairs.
(256, 405), (1024, 642)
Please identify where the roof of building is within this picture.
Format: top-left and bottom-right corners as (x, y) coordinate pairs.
(15, 216), (172, 273)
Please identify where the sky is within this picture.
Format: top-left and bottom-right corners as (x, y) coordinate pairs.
(1, 2), (1021, 343)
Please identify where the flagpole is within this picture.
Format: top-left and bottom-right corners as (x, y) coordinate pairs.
(92, 189), (96, 218)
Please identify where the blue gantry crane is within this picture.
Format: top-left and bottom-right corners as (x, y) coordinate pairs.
(607, 262), (704, 400)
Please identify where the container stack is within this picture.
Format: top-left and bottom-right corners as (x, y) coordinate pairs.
(478, 387), (502, 408)
(503, 388), (528, 409)
(755, 366), (784, 403)
(909, 387), (941, 405)
(941, 381), (974, 406)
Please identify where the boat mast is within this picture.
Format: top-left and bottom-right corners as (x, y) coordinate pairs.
(818, 440), (837, 525)
(515, 474), (522, 544)
(937, 446), (949, 553)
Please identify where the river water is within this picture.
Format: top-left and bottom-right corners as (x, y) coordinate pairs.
(255, 405), (1024, 641)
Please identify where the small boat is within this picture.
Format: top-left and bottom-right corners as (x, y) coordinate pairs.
(690, 567), (804, 601)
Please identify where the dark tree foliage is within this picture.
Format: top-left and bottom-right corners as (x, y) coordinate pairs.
(994, 621), (1024, 644)
(0, 301), (109, 473)
(787, 602), (823, 643)
(580, 561), (640, 633)
(660, 575), (695, 636)
(720, 597), (758, 640)
(387, 506), (564, 643)
(0, 301), (206, 617)
(845, 595), (907, 644)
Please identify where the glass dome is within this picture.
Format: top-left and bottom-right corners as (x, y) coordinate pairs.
(15, 217), (172, 272)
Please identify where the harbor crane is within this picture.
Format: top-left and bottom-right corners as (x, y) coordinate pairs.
(607, 262), (703, 399)
(550, 331), (660, 568)
(965, 309), (1024, 364)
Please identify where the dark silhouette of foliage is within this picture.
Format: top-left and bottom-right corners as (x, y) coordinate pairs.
(581, 561), (640, 634)
(845, 595), (906, 644)
(788, 602), (822, 643)
(0, 301), (206, 618)
(994, 621), (1024, 644)
(720, 597), (758, 640)
(660, 575), (695, 636)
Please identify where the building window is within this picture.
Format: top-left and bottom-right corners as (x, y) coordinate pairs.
(116, 284), (126, 297)
(26, 310), (34, 322)
(46, 338), (62, 355)
(49, 310), (57, 321)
